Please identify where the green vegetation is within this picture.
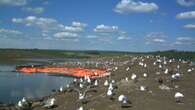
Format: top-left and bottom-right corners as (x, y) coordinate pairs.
(0, 49), (194, 64)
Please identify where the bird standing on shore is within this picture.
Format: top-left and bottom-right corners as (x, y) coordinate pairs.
(174, 92), (184, 103)
(43, 98), (56, 108)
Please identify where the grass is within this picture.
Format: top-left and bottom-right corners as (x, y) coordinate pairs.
(0, 49), (195, 64)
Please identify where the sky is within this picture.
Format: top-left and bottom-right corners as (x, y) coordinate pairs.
(0, 0), (195, 52)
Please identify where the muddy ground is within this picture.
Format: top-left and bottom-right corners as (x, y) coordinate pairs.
(0, 56), (195, 110)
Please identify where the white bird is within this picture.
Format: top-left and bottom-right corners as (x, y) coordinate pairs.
(79, 93), (85, 100)
(79, 83), (84, 88)
(177, 65), (180, 69)
(126, 67), (130, 71)
(73, 78), (77, 83)
(118, 95), (125, 102)
(22, 97), (26, 103)
(174, 92), (184, 103)
(164, 68), (168, 74)
(125, 77), (129, 82)
(87, 77), (91, 83)
(78, 106), (83, 110)
(187, 69), (192, 73)
(143, 73), (148, 78)
(159, 65), (162, 68)
(43, 98), (56, 108)
(108, 83), (113, 90)
(107, 89), (113, 96)
(104, 80), (109, 86)
(17, 101), (23, 108)
(80, 78), (83, 83)
(131, 73), (137, 80)
(94, 80), (98, 86)
(144, 64), (147, 68)
(59, 86), (63, 92)
(140, 86), (147, 91)
(111, 80), (115, 84)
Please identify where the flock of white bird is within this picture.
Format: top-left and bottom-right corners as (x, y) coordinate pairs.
(16, 55), (194, 110)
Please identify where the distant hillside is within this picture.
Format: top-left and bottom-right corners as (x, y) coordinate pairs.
(0, 49), (194, 63)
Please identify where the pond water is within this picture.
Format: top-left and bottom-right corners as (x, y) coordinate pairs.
(0, 64), (73, 104)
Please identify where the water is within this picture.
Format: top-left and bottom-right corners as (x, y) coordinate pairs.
(0, 64), (73, 103)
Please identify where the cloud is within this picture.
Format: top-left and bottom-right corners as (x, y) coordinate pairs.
(145, 32), (167, 44)
(117, 31), (131, 40)
(72, 21), (87, 27)
(0, 28), (23, 38)
(86, 35), (98, 39)
(63, 21), (87, 32)
(184, 24), (195, 29)
(0, 0), (26, 6)
(173, 37), (195, 45)
(94, 24), (119, 33)
(22, 7), (45, 14)
(53, 32), (78, 38)
(177, 0), (195, 7)
(12, 16), (65, 32)
(114, 0), (159, 14)
(176, 11), (195, 19)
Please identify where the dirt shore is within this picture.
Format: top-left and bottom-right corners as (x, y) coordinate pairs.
(0, 56), (195, 110)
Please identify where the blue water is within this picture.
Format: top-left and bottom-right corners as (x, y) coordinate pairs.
(0, 64), (73, 103)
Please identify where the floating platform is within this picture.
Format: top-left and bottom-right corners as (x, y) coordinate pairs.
(16, 65), (110, 78)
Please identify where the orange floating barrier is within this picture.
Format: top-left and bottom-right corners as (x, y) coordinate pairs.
(16, 66), (110, 78)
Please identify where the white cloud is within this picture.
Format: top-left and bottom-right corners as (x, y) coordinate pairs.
(53, 32), (78, 38)
(117, 36), (131, 40)
(176, 11), (195, 19)
(72, 21), (87, 27)
(0, 28), (23, 38)
(173, 37), (195, 45)
(12, 16), (64, 31)
(64, 26), (83, 32)
(86, 35), (98, 39)
(114, 0), (159, 14)
(94, 24), (119, 33)
(184, 24), (195, 29)
(0, 0), (26, 6)
(177, 0), (195, 7)
(22, 7), (45, 14)
(145, 32), (167, 44)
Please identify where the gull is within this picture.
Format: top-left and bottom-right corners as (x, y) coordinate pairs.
(59, 86), (63, 92)
(144, 64), (147, 68)
(108, 83), (113, 90)
(143, 73), (148, 78)
(125, 77), (129, 82)
(131, 73), (137, 80)
(17, 101), (23, 108)
(94, 80), (98, 86)
(107, 89), (113, 96)
(87, 77), (91, 84)
(177, 65), (180, 69)
(140, 86), (147, 91)
(22, 97), (26, 103)
(79, 83), (84, 88)
(174, 92), (184, 103)
(118, 95), (125, 102)
(104, 80), (109, 86)
(43, 98), (56, 108)
(78, 106), (84, 110)
(17, 97), (29, 109)
(164, 68), (168, 74)
(159, 65), (162, 69)
(126, 67), (130, 71)
(187, 69), (192, 73)
(118, 94), (131, 108)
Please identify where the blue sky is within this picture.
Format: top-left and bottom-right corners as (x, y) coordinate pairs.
(0, 0), (195, 52)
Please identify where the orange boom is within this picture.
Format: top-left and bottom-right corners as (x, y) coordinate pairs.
(16, 66), (110, 78)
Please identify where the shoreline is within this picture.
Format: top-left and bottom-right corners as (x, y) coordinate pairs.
(0, 56), (195, 110)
